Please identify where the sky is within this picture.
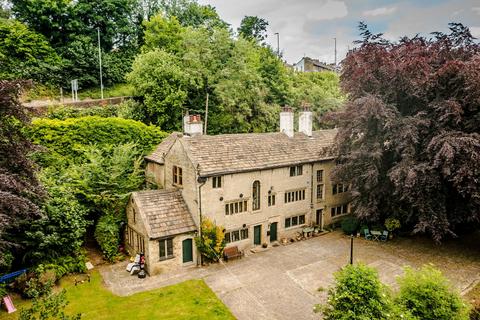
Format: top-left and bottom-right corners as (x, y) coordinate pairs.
(197, 0), (480, 65)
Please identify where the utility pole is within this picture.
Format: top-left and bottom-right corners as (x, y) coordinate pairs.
(274, 32), (280, 57)
(204, 92), (209, 135)
(97, 27), (104, 100)
(334, 37), (337, 66)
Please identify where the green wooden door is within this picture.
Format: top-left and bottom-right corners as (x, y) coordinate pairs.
(270, 222), (277, 242)
(254, 225), (261, 245)
(182, 238), (193, 263)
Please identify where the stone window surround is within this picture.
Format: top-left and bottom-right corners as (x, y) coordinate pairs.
(225, 227), (249, 243)
(285, 214), (306, 229)
(159, 237), (174, 261)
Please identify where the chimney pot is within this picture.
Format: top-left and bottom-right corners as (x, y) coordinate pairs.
(184, 113), (203, 136)
(280, 105), (294, 138)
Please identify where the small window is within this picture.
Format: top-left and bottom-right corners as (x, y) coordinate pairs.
(289, 165), (303, 177)
(316, 170), (324, 183)
(173, 166), (183, 186)
(212, 176), (222, 188)
(232, 230), (240, 242)
(299, 215), (305, 225)
(285, 217), (291, 228)
(331, 207), (336, 217)
(159, 238), (174, 261)
(240, 228), (248, 239)
(292, 216), (298, 226)
(342, 204), (348, 214)
(268, 194), (275, 206)
(252, 180), (261, 211)
(316, 184), (324, 200)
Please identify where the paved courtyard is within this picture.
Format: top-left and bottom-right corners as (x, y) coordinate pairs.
(99, 231), (480, 320)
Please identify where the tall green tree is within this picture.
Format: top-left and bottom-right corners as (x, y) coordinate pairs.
(0, 19), (62, 84)
(238, 16), (268, 43)
(331, 23), (480, 241)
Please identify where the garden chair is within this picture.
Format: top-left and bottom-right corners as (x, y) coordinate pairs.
(380, 230), (389, 242)
(364, 229), (372, 240)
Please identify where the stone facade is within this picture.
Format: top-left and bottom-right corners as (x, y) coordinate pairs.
(128, 112), (351, 275)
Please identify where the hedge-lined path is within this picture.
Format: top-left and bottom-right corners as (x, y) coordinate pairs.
(99, 230), (480, 320)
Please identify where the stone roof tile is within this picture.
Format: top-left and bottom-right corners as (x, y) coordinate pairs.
(132, 189), (196, 239)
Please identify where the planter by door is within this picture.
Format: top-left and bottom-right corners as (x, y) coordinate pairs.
(254, 225), (261, 245)
(270, 222), (277, 242)
(182, 238), (193, 263)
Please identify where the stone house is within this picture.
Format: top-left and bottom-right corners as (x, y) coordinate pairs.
(293, 56), (335, 73)
(125, 107), (350, 275)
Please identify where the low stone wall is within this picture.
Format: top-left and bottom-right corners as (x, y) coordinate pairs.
(24, 96), (132, 116)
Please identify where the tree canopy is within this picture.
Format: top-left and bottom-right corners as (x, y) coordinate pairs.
(0, 81), (45, 269)
(330, 23), (480, 241)
(238, 16), (268, 43)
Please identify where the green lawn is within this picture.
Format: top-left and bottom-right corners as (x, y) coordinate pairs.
(1, 271), (234, 320)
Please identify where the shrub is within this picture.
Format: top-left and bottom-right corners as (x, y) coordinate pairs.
(396, 265), (470, 320)
(36, 254), (87, 280)
(385, 218), (401, 233)
(28, 116), (167, 165)
(341, 216), (359, 235)
(19, 289), (81, 320)
(95, 215), (121, 262)
(14, 273), (54, 299)
(195, 218), (225, 262)
(0, 283), (7, 298)
(321, 263), (396, 319)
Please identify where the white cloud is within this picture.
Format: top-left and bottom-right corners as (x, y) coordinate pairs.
(470, 26), (480, 38)
(305, 0), (348, 20)
(363, 6), (397, 17)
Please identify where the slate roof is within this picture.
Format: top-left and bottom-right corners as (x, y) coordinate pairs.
(132, 189), (196, 239)
(144, 132), (178, 164)
(146, 129), (337, 177)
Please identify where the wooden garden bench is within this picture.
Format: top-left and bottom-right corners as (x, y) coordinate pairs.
(223, 246), (243, 262)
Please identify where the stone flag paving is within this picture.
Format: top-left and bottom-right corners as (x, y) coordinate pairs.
(100, 231), (480, 320)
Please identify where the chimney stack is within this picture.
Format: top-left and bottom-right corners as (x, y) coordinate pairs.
(298, 103), (312, 137)
(280, 106), (294, 138)
(183, 113), (203, 136)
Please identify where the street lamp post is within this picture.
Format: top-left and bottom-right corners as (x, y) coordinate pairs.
(274, 32), (280, 57)
(97, 27), (104, 100)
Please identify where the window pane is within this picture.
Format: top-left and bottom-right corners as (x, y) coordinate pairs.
(302, 190), (305, 199)
(339, 184), (343, 193)
(244, 201), (247, 211)
(225, 204), (229, 215)
(167, 239), (173, 256)
(317, 170), (323, 182)
(225, 233), (231, 243)
(344, 185), (348, 192)
(290, 167), (295, 176)
(233, 231), (240, 242)
(331, 208), (335, 217)
(160, 240), (166, 258)
(219, 177), (222, 188)
(272, 195), (275, 206)
(298, 165), (303, 175)
(333, 184), (337, 195)
(239, 201), (243, 212)
(235, 202), (238, 213)
(299, 215), (305, 224)
(285, 218), (290, 228)
(241, 229), (248, 239)
(292, 216), (298, 226)
(284, 193), (287, 203)
(343, 205), (348, 214)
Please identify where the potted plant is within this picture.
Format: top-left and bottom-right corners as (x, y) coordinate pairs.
(384, 218), (401, 239)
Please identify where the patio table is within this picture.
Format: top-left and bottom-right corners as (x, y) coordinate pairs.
(371, 230), (382, 241)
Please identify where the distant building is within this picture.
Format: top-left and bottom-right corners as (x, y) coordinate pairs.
(293, 57), (335, 73)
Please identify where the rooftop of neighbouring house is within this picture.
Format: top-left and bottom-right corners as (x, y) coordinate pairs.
(131, 189), (196, 239)
(145, 129), (338, 177)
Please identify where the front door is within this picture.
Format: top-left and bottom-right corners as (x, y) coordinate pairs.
(270, 222), (278, 242)
(182, 238), (193, 263)
(254, 225), (262, 245)
(316, 209), (323, 226)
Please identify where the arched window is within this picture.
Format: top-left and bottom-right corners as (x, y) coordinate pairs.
(252, 180), (261, 211)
